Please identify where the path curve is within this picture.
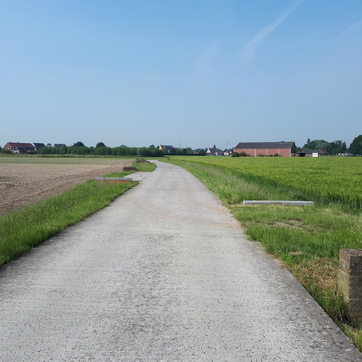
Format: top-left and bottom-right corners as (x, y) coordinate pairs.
(0, 161), (360, 361)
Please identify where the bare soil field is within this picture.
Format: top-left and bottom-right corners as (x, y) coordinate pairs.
(0, 158), (133, 217)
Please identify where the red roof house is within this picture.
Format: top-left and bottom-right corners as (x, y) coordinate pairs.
(4, 142), (35, 154)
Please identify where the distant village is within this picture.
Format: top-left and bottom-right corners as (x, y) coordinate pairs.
(0, 139), (358, 157)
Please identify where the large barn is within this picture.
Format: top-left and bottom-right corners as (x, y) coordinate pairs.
(234, 142), (297, 157)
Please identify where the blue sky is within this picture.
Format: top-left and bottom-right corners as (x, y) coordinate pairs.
(1, 0), (361, 150)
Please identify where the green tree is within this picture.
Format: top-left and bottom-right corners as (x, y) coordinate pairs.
(59, 145), (68, 155)
(96, 142), (106, 148)
(349, 135), (362, 155)
(40, 146), (55, 154)
(303, 139), (329, 152)
(93, 146), (112, 155)
(73, 141), (85, 147)
(329, 140), (347, 155)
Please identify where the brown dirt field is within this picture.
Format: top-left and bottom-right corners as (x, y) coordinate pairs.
(0, 160), (133, 217)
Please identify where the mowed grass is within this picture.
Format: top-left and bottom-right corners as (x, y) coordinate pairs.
(165, 156), (362, 349)
(0, 160), (155, 266)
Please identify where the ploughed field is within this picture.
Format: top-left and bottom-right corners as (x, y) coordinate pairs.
(0, 157), (133, 217)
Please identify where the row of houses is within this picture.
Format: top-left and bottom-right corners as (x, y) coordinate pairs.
(2, 142), (65, 154)
(160, 142), (297, 157)
(160, 142), (336, 157)
(200, 143), (332, 157)
(4, 141), (330, 157)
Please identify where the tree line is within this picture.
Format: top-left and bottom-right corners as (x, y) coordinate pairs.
(37, 142), (167, 157)
(302, 135), (362, 155)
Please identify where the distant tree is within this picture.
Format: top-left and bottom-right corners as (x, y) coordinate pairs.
(231, 152), (240, 157)
(329, 140), (347, 155)
(303, 139), (330, 152)
(198, 149), (206, 156)
(73, 141), (85, 147)
(1, 149), (11, 154)
(303, 138), (348, 155)
(59, 145), (68, 155)
(93, 146), (112, 155)
(72, 146), (90, 155)
(40, 146), (54, 154)
(96, 142), (106, 148)
(113, 146), (128, 156)
(349, 135), (362, 155)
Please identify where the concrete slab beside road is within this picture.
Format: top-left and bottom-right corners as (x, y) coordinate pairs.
(243, 200), (315, 206)
(0, 161), (360, 361)
(126, 171), (152, 182)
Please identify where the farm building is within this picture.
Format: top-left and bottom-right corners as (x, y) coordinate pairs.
(33, 143), (45, 151)
(234, 142), (297, 157)
(206, 146), (223, 156)
(4, 142), (35, 154)
(304, 149), (328, 157)
(158, 145), (175, 153)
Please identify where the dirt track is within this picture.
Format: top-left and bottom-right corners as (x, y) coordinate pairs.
(0, 160), (133, 217)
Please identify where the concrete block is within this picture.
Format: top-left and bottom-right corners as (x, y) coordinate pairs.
(338, 249), (362, 327)
(242, 200), (314, 206)
(94, 177), (132, 183)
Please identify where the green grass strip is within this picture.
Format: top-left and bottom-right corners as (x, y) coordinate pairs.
(0, 179), (136, 266)
(0, 160), (156, 266)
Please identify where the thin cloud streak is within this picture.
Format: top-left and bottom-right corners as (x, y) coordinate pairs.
(239, 0), (302, 64)
(338, 20), (362, 39)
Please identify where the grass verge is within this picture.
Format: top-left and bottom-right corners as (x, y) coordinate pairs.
(165, 158), (362, 350)
(0, 160), (156, 266)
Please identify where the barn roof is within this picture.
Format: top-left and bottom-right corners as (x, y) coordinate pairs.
(159, 145), (174, 150)
(235, 142), (295, 149)
(33, 143), (45, 148)
(6, 142), (34, 148)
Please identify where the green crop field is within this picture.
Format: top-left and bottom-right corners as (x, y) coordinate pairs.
(165, 156), (362, 349)
(170, 156), (362, 209)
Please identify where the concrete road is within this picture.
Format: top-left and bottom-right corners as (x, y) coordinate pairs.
(0, 161), (361, 361)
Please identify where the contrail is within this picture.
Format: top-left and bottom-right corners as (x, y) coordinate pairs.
(240, 0), (302, 62)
